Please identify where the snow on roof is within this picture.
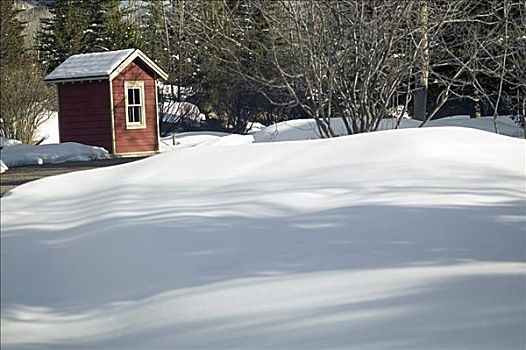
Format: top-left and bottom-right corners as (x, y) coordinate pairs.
(44, 49), (168, 82)
(44, 49), (135, 82)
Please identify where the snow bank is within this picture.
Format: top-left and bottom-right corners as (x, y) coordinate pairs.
(252, 118), (347, 142)
(0, 137), (22, 148)
(0, 160), (7, 174)
(1, 142), (110, 168)
(253, 116), (524, 142)
(160, 131), (231, 151)
(160, 131), (253, 151)
(205, 133), (254, 146)
(1, 127), (525, 349)
(425, 115), (524, 138)
(246, 121), (267, 134)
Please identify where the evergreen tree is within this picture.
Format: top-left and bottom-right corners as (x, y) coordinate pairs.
(192, 0), (286, 131)
(141, 0), (170, 69)
(37, 0), (89, 72)
(82, 0), (142, 52)
(1, 0), (27, 68)
(38, 0), (142, 73)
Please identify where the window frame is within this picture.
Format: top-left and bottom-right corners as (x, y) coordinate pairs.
(124, 81), (146, 129)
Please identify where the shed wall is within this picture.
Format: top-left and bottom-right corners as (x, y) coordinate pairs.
(112, 59), (159, 154)
(58, 81), (113, 152)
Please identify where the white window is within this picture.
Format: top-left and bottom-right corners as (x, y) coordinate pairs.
(125, 81), (146, 129)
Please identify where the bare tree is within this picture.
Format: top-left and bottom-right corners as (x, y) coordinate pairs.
(418, 0), (525, 134)
(504, 1), (526, 137)
(193, 0), (423, 136)
(166, 0), (524, 137)
(0, 63), (54, 144)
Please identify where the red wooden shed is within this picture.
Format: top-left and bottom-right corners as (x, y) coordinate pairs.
(44, 49), (168, 157)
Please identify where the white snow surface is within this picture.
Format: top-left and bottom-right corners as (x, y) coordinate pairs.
(0, 160), (7, 174)
(1, 127), (525, 349)
(246, 121), (267, 134)
(35, 112), (60, 144)
(424, 115), (524, 138)
(0, 137), (22, 148)
(160, 131), (253, 151)
(253, 116), (524, 142)
(160, 131), (231, 151)
(44, 49), (134, 81)
(1, 142), (110, 168)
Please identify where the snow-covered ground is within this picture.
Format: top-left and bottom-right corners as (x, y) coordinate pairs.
(34, 113), (524, 152)
(0, 137), (110, 169)
(253, 116), (524, 142)
(160, 132), (254, 152)
(34, 112), (60, 145)
(158, 115), (524, 151)
(0, 160), (8, 174)
(160, 131), (232, 151)
(420, 115), (524, 138)
(1, 127), (525, 349)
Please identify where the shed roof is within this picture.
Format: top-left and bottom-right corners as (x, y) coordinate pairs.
(44, 48), (168, 83)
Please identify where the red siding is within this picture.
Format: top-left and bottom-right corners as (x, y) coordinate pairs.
(112, 59), (159, 154)
(58, 81), (112, 152)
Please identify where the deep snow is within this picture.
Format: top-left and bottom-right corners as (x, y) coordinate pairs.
(0, 140), (110, 168)
(1, 127), (525, 349)
(158, 116), (525, 150)
(252, 116), (524, 142)
(160, 131), (232, 151)
(0, 160), (7, 174)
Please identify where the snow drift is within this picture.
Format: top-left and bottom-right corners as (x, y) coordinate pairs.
(0, 141), (110, 168)
(0, 160), (7, 174)
(0, 137), (22, 148)
(1, 127), (525, 349)
(160, 131), (231, 151)
(252, 116), (524, 142)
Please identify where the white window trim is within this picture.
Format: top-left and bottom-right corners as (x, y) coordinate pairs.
(125, 81), (146, 129)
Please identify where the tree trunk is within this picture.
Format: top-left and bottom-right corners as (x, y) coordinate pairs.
(473, 91), (481, 118)
(413, 0), (429, 121)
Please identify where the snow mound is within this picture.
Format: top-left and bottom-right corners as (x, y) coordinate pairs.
(253, 116), (524, 142)
(252, 118), (346, 142)
(0, 137), (22, 148)
(160, 131), (231, 151)
(246, 121), (267, 134)
(1, 142), (110, 168)
(205, 133), (254, 146)
(160, 131), (253, 151)
(0, 160), (7, 174)
(1, 127), (525, 349)
(425, 115), (524, 138)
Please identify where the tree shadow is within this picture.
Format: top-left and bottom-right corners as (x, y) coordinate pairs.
(1, 158), (525, 348)
(2, 196), (525, 348)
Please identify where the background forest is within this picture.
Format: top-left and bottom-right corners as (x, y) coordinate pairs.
(1, 0), (525, 143)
